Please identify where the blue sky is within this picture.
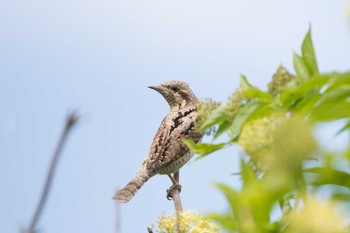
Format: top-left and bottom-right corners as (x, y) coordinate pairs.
(1, 1), (349, 233)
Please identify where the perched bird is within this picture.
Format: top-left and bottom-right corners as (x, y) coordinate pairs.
(113, 80), (202, 203)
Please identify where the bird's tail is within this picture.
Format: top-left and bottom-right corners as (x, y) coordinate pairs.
(112, 166), (152, 203)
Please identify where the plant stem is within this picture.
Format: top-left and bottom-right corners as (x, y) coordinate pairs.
(24, 112), (80, 233)
(172, 171), (182, 233)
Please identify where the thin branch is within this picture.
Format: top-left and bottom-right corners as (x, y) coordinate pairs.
(166, 171), (183, 233)
(172, 171), (183, 212)
(24, 112), (80, 233)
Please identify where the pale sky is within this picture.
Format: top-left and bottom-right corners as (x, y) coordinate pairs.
(1, 1), (349, 233)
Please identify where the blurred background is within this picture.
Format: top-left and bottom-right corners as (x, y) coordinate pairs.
(1, 1), (349, 232)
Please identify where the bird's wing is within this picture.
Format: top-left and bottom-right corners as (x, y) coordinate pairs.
(144, 118), (171, 169)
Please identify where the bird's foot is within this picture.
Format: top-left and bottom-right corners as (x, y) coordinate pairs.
(166, 183), (182, 200)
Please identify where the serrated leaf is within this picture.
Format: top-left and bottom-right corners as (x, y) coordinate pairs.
(240, 74), (255, 91)
(213, 120), (232, 140)
(183, 139), (226, 159)
(327, 72), (350, 91)
(213, 182), (239, 215)
(292, 91), (321, 115)
(311, 102), (350, 121)
(198, 104), (228, 132)
(301, 28), (319, 76)
(311, 86), (350, 121)
(207, 213), (237, 231)
(336, 121), (350, 135)
(244, 102), (277, 122)
(332, 192), (350, 202)
(322, 84), (350, 101)
(304, 167), (350, 188)
(240, 160), (257, 188)
(240, 74), (273, 101)
(293, 52), (310, 82)
(345, 148), (350, 161)
(279, 74), (329, 108)
(229, 102), (263, 136)
(241, 88), (273, 102)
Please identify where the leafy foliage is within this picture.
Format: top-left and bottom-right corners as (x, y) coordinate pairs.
(189, 28), (350, 232)
(153, 210), (220, 233)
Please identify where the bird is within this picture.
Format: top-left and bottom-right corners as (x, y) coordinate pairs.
(113, 80), (202, 203)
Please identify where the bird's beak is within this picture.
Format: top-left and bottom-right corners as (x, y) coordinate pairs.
(148, 85), (165, 94)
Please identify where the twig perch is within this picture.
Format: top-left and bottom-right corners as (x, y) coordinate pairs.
(148, 171), (184, 233)
(173, 171), (182, 233)
(24, 112), (80, 233)
(166, 171), (183, 233)
(171, 171), (183, 212)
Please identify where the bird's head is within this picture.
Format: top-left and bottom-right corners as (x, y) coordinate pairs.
(148, 81), (198, 110)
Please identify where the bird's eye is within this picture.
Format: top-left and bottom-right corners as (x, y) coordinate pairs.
(171, 86), (180, 92)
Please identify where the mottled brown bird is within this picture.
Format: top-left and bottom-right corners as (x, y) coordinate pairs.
(113, 80), (202, 203)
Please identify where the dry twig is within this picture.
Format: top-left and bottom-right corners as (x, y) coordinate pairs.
(171, 171), (183, 213)
(167, 171), (183, 233)
(24, 112), (80, 233)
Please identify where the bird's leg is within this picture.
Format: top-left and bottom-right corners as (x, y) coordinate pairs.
(166, 171), (182, 200)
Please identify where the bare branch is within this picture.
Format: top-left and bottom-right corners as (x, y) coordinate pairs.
(172, 171), (183, 213)
(24, 112), (81, 233)
(166, 171), (183, 233)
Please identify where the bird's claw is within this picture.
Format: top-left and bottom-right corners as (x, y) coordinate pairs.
(166, 183), (182, 200)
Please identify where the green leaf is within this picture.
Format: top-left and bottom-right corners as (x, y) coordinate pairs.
(336, 121), (350, 135)
(304, 167), (350, 188)
(301, 28), (319, 75)
(207, 212), (237, 232)
(229, 102), (264, 137)
(240, 74), (255, 91)
(240, 74), (273, 101)
(311, 102), (350, 121)
(292, 91), (321, 115)
(311, 86), (350, 121)
(241, 88), (273, 102)
(293, 28), (319, 82)
(279, 74), (329, 108)
(245, 102), (277, 122)
(198, 104), (228, 132)
(293, 52), (310, 82)
(183, 139), (227, 159)
(322, 85), (350, 101)
(240, 160), (257, 188)
(327, 72), (350, 91)
(345, 148), (350, 162)
(213, 120), (232, 140)
(332, 192), (350, 202)
(213, 182), (239, 215)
